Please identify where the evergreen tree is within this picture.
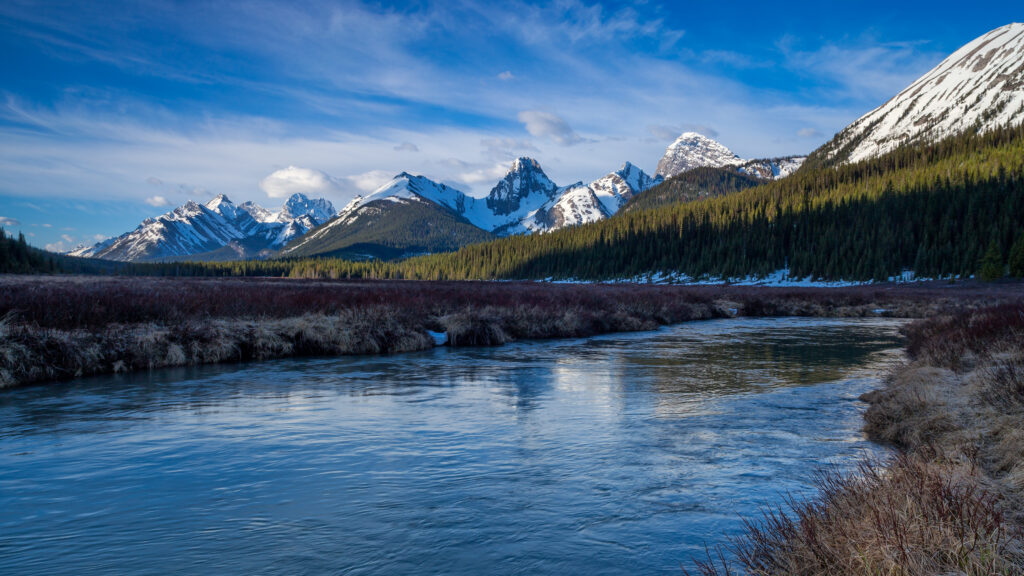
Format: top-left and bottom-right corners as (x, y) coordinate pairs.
(1008, 233), (1024, 278)
(978, 239), (1005, 281)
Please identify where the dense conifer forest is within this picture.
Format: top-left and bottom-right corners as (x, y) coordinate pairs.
(0, 228), (57, 274)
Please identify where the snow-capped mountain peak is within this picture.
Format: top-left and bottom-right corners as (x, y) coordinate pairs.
(589, 162), (663, 215)
(818, 22), (1024, 164)
(486, 157), (559, 216)
(239, 201), (275, 223)
(204, 194), (240, 220)
(656, 132), (743, 178)
(279, 193), (335, 223)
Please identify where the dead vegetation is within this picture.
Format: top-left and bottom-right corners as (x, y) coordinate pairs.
(0, 275), (1019, 389)
(688, 303), (1024, 576)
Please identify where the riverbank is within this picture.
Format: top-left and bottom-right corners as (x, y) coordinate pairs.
(691, 304), (1024, 575)
(1, 276), (1020, 389)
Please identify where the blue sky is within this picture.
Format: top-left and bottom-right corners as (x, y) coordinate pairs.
(0, 0), (1020, 251)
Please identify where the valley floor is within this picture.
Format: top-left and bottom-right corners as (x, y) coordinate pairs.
(691, 303), (1024, 575)
(0, 275), (1020, 390)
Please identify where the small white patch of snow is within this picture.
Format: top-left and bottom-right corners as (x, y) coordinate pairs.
(428, 330), (449, 346)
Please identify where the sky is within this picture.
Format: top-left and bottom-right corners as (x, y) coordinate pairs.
(0, 1), (1020, 252)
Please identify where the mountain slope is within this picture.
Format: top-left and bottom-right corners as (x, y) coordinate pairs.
(620, 167), (762, 214)
(812, 22), (1024, 166)
(589, 162), (663, 214)
(71, 193), (335, 262)
(281, 174), (494, 259)
(738, 157), (806, 180)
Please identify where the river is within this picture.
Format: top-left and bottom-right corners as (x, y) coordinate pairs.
(0, 317), (905, 575)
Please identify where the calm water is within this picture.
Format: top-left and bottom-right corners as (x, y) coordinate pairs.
(0, 317), (905, 575)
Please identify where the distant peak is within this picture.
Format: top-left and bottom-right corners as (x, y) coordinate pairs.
(207, 193), (231, 204)
(286, 192), (310, 202)
(670, 132), (719, 146)
(510, 157), (542, 172)
(657, 132), (742, 178)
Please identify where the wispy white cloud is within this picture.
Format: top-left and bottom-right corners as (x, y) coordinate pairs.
(393, 141), (419, 152)
(517, 110), (584, 146)
(777, 34), (944, 102)
(0, 216), (20, 227)
(346, 170), (394, 194)
(480, 137), (538, 161)
(259, 166), (346, 199)
(497, 71), (514, 81)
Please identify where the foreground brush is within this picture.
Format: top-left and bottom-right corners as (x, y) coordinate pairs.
(687, 304), (1024, 576)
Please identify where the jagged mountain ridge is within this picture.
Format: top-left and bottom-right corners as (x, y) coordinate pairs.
(284, 158), (664, 259)
(815, 22), (1024, 165)
(70, 193), (336, 262)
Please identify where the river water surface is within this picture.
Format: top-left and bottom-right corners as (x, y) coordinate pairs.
(0, 317), (905, 575)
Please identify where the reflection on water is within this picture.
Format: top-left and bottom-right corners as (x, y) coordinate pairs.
(0, 317), (905, 575)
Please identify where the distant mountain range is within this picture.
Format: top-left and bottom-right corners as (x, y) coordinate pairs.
(70, 193), (335, 262)
(281, 140), (813, 260)
(68, 23), (1024, 264)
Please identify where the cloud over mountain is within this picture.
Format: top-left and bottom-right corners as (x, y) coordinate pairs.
(259, 166), (345, 199)
(518, 110), (583, 146)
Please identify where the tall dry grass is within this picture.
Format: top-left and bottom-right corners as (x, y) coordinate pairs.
(0, 276), (1018, 389)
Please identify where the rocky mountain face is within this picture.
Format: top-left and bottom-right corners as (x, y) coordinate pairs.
(485, 158), (560, 216)
(655, 132), (742, 177)
(656, 132), (805, 180)
(815, 22), (1024, 165)
(69, 193), (335, 262)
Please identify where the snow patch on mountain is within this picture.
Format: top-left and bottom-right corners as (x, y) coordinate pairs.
(738, 157), (807, 179)
(590, 162), (663, 215)
(821, 22), (1024, 164)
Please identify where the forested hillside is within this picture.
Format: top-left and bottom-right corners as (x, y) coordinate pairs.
(0, 228), (55, 273)
(0, 228), (132, 275)
(280, 197), (494, 260)
(619, 167), (761, 214)
(125, 124), (1024, 282)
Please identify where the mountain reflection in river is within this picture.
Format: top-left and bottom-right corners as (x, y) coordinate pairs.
(0, 317), (904, 575)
